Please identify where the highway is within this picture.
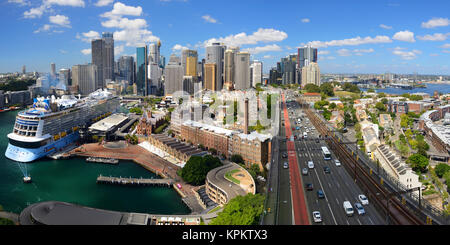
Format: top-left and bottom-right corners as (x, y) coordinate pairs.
(281, 92), (386, 225)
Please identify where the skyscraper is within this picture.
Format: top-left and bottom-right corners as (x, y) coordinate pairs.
(204, 63), (216, 91)
(250, 61), (263, 87)
(148, 42), (160, 64)
(50, 63), (56, 77)
(224, 47), (239, 89)
(136, 45), (148, 96)
(298, 44), (318, 68)
(22, 65), (26, 75)
(234, 52), (250, 90)
(181, 50), (198, 77)
(206, 43), (226, 91)
(301, 62), (320, 88)
(72, 64), (98, 95)
(59, 68), (70, 87)
(92, 32), (115, 88)
(118, 56), (135, 85)
(164, 54), (184, 95)
(102, 32), (115, 83)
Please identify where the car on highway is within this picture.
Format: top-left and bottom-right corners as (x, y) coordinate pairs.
(303, 132), (308, 138)
(305, 183), (313, 191)
(302, 168), (308, 175)
(354, 202), (365, 215)
(317, 190), (325, 199)
(323, 166), (331, 174)
(343, 201), (354, 216)
(296, 126), (300, 130)
(308, 161), (314, 169)
(335, 159), (341, 167)
(312, 211), (322, 223)
(358, 194), (369, 205)
(283, 162), (289, 169)
(316, 139), (320, 143)
(282, 153), (287, 158)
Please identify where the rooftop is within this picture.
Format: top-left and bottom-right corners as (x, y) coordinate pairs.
(89, 113), (128, 132)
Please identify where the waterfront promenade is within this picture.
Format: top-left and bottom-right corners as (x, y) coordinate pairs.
(68, 142), (205, 214)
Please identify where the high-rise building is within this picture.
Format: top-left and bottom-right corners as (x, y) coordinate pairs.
(298, 44), (318, 68)
(50, 63), (56, 77)
(148, 62), (162, 95)
(102, 32), (115, 83)
(118, 56), (135, 85)
(234, 52), (250, 90)
(206, 43), (226, 91)
(301, 62), (320, 88)
(164, 54), (184, 95)
(72, 64), (98, 95)
(224, 47), (239, 87)
(136, 45), (148, 96)
(148, 41), (160, 65)
(250, 61), (262, 87)
(92, 32), (114, 88)
(204, 63), (216, 91)
(59, 68), (70, 87)
(22, 65), (26, 75)
(281, 57), (296, 84)
(159, 55), (165, 69)
(181, 50), (198, 77)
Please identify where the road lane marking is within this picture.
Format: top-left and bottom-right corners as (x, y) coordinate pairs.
(336, 198), (339, 205)
(313, 169), (337, 225)
(346, 219), (350, 225)
(357, 218), (362, 225)
(368, 217), (374, 225)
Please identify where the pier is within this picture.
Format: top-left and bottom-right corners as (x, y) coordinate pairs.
(96, 175), (174, 187)
(86, 157), (119, 165)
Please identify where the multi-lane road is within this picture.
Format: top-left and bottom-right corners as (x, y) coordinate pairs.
(266, 92), (386, 225)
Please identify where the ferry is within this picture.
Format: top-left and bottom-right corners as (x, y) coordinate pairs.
(5, 89), (120, 162)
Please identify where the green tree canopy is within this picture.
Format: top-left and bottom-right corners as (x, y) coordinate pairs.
(329, 102), (337, 110)
(435, 163), (450, 178)
(209, 194), (265, 225)
(180, 155), (223, 186)
(320, 82), (335, 97)
(375, 102), (386, 111)
(231, 154), (245, 165)
(407, 153), (429, 173)
(304, 84), (321, 93)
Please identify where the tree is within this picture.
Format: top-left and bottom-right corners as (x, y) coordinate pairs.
(180, 155), (223, 186)
(375, 102), (386, 112)
(209, 194), (265, 225)
(304, 84), (321, 93)
(443, 171), (450, 186)
(407, 153), (429, 173)
(129, 107), (143, 115)
(0, 218), (14, 225)
(329, 102), (337, 110)
(435, 163), (450, 178)
(231, 154), (245, 165)
(320, 82), (335, 97)
(367, 88), (375, 93)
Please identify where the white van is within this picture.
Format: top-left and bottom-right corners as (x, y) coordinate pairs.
(308, 161), (314, 169)
(303, 132), (308, 138)
(343, 201), (354, 216)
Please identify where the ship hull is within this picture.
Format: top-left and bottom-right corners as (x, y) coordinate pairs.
(5, 132), (79, 163)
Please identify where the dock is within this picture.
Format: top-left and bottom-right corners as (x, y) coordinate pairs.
(86, 157), (119, 165)
(96, 175), (174, 187)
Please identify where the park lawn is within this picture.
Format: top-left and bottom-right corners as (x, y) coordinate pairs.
(225, 169), (241, 185)
(335, 91), (360, 98)
(207, 205), (222, 214)
(394, 140), (410, 154)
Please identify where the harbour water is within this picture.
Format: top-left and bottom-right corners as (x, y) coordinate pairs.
(362, 83), (450, 96)
(0, 110), (190, 215)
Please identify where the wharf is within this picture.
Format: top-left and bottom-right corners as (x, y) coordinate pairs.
(86, 157), (119, 165)
(96, 175), (174, 187)
(47, 144), (79, 160)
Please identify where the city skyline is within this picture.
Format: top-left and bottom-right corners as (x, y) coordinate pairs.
(1, 0), (450, 75)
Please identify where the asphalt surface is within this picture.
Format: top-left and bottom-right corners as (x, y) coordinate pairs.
(286, 99), (387, 225)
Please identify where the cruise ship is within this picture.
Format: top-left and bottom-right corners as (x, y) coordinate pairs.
(5, 89), (120, 162)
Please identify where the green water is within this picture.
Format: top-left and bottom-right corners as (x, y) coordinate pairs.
(0, 110), (190, 215)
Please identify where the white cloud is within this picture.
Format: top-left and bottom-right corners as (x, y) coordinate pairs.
(440, 43), (450, 49)
(113, 29), (159, 47)
(379, 24), (392, 30)
(301, 18), (310, 23)
(172, 44), (188, 51)
(114, 45), (124, 55)
(353, 48), (374, 56)
(59, 49), (68, 54)
(336, 48), (374, 56)
(95, 0), (114, 7)
(308, 35), (391, 48)
(33, 24), (52, 33)
(429, 53), (440, 57)
(202, 15), (217, 23)
(101, 17), (147, 29)
(8, 0), (30, 6)
(392, 30), (415, 42)
(337, 49), (352, 56)
(205, 28), (288, 47)
(100, 2), (142, 18)
(421, 17), (450, 29)
(76, 30), (100, 42)
(81, 48), (91, 55)
(49, 14), (71, 27)
(263, 55), (272, 59)
(23, 5), (46, 19)
(243, 44), (283, 54)
(318, 50), (329, 55)
(443, 50), (450, 54)
(417, 33), (449, 41)
(392, 47), (420, 60)
(44, 0), (85, 7)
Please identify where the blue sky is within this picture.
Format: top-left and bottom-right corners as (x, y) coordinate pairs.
(1, 0), (450, 75)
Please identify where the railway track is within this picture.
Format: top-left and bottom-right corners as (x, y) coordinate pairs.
(303, 104), (424, 225)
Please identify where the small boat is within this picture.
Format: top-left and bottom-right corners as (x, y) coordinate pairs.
(23, 176), (32, 183)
